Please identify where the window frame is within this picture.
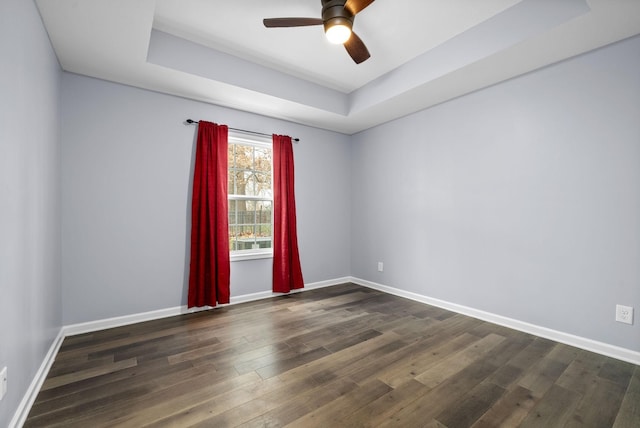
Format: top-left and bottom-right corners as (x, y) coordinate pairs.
(227, 132), (274, 262)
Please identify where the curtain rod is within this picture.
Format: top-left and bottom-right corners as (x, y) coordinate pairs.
(185, 119), (300, 142)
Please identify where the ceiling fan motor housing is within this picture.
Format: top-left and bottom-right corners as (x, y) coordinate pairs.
(322, 0), (354, 32)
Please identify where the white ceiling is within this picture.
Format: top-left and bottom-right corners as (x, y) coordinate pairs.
(36, 0), (640, 134)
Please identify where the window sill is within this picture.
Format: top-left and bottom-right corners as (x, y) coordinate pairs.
(230, 251), (273, 262)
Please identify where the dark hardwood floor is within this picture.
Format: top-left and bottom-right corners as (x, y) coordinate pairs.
(25, 283), (639, 427)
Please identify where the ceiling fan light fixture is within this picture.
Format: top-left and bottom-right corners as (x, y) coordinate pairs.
(263, 0), (374, 63)
(324, 18), (352, 44)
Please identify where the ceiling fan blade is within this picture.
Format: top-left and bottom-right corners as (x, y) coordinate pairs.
(263, 17), (323, 28)
(344, 0), (375, 15)
(344, 31), (370, 64)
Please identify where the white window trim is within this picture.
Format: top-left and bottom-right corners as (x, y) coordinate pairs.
(228, 131), (274, 261)
(231, 251), (273, 262)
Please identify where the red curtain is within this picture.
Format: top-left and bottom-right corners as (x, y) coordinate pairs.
(272, 134), (304, 293)
(188, 121), (230, 307)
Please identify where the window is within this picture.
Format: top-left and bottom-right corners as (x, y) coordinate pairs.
(228, 133), (273, 259)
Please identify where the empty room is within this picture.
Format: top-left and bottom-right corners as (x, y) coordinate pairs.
(2, 0), (639, 426)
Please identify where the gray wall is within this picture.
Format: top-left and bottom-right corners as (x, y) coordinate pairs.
(3, 6), (638, 422)
(0, 0), (62, 425)
(351, 35), (640, 352)
(60, 74), (352, 325)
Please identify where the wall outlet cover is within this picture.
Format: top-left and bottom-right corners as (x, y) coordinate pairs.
(615, 305), (634, 325)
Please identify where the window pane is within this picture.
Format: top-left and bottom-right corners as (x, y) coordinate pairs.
(228, 200), (237, 226)
(235, 145), (253, 169)
(254, 173), (272, 197)
(229, 225), (237, 251)
(228, 144), (237, 194)
(242, 201), (252, 223)
(256, 200), (272, 225)
(254, 147), (272, 173)
(233, 172), (270, 197)
(228, 170), (235, 195)
(228, 199), (272, 251)
(228, 140), (273, 254)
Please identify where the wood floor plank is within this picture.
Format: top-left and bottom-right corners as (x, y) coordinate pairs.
(232, 342), (307, 375)
(25, 384), (153, 427)
(465, 332), (536, 389)
(378, 357), (501, 427)
(284, 311), (388, 350)
(29, 356), (175, 405)
(347, 320), (486, 386)
(508, 337), (557, 370)
(46, 353), (115, 378)
(414, 333), (505, 388)
(470, 385), (537, 428)
(138, 374), (313, 427)
(166, 336), (247, 365)
(275, 331), (406, 385)
(599, 359), (636, 388)
(613, 366), (640, 428)
(29, 361), (260, 427)
(519, 384), (582, 427)
(92, 371), (263, 428)
(555, 350), (607, 393)
(484, 363), (524, 389)
(24, 283), (638, 427)
(254, 346), (332, 379)
(323, 327), (383, 353)
(284, 379), (393, 428)
(234, 377), (360, 428)
(40, 357), (138, 390)
(375, 332), (478, 388)
(565, 376), (627, 427)
(55, 321), (210, 361)
(434, 380), (506, 427)
(340, 379), (429, 427)
(27, 359), (202, 419)
(517, 347), (570, 398)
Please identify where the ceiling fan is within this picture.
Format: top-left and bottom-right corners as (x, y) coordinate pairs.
(263, 0), (375, 64)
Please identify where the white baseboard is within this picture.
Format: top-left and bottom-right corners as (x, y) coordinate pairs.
(350, 276), (640, 366)
(9, 330), (65, 428)
(63, 306), (189, 337)
(305, 277), (353, 290)
(63, 277), (352, 337)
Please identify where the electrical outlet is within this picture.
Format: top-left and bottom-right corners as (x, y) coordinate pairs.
(0, 366), (7, 401)
(615, 305), (634, 325)
(377, 262), (384, 272)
